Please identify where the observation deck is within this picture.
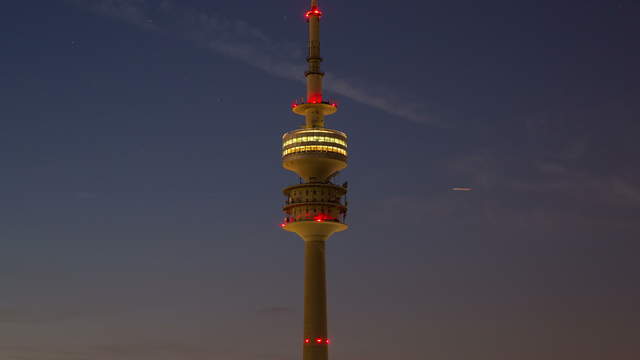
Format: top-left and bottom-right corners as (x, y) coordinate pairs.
(281, 182), (348, 235)
(292, 100), (338, 116)
(282, 128), (347, 182)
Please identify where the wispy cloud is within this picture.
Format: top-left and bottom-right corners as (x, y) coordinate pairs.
(68, 0), (439, 125)
(370, 128), (640, 230)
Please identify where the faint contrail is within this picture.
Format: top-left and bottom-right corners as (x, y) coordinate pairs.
(68, 0), (440, 125)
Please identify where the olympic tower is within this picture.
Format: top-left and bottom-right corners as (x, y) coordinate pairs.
(280, 1), (349, 360)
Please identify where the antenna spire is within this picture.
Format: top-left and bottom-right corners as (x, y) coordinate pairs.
(305, 0), (324, 105)
(294, 0), (336, 129)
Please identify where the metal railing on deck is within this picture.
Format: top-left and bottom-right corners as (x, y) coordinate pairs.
(282, 213), (346, 225)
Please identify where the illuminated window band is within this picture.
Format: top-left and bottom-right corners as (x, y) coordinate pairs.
(282, 145), (347, 157)
(282, 129), (347, 139)
(283, 136), (347, 148)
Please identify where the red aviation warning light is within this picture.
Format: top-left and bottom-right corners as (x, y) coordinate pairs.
(305, 6), (323, 19)
(308, 93), (323, 104)
(303, 337), (330, 345)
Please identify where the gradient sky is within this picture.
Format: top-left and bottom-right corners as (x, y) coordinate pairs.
(1, 1), (639, 359)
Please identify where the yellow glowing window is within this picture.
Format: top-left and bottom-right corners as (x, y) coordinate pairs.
(283, 136), (347, 148)
(283, 145), (347, 157)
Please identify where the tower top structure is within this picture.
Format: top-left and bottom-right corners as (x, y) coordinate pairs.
(284, 0), (345, 182)
(292, 0), (337, 129)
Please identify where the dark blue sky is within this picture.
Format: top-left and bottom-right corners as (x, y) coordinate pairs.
(1, 1), (639, 359)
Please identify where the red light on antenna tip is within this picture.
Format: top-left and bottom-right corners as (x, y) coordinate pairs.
(305, 6), (323, 18)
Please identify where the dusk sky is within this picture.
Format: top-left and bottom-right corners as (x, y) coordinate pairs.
(1, 1), (639, 359)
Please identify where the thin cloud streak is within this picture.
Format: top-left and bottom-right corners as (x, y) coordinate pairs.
(68, 0), (439, 125)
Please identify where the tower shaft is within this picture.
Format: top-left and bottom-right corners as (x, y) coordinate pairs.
(303, 239), (328, 360)
(302, 6), (329, 359)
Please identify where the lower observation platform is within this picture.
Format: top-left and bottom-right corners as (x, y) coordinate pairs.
(292, 101), (338, 116)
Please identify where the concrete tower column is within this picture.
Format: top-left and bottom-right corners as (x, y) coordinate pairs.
(303, 238), (328, 360)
